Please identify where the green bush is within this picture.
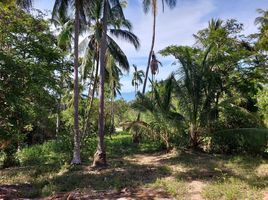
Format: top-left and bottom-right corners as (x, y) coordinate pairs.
(208, 128), (268, 154)
(216, 105), (265, 129)
(16, 138), (72, 166)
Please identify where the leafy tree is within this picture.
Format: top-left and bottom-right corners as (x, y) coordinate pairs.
(0, 3), (66, 166)
(256, 86), (268, 126)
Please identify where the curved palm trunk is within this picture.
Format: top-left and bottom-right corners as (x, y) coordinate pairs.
(134, 2), (157, 143)
(71, 0), (81, 164)
(93, 0), (108, 167)
(142, 2), (156, 95)
(82, 53), (99, 138)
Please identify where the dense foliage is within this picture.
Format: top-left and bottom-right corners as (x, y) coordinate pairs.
(0, 3), (72, 167)
(0, 2), (267, 170)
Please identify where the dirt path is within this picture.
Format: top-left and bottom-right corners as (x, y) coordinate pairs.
(187, 181), (206, 200)
(125, 151), (206, 200)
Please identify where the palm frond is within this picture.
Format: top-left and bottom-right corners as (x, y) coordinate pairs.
(107, 35), (130, 72)
(109, 29), (140, 49)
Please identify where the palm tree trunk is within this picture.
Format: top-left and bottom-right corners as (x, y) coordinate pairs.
(141, 2), (156, 95)
(93, 0), (108, 167)
(71, 0), (81, 164)
(88, 57), (99, 113)
(189, 122), (198, 148)
(82, 52), (99, 138)
(134, 2), (157, 143)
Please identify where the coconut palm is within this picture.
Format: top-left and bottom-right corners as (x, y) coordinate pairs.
(80, 0), (139, 106)
(141, 0), (177, 94)
(52, 0), (92, 165)
(132, 65), (144, 95)
(92, 0), (140, 167)
(80, 1), (140, 159)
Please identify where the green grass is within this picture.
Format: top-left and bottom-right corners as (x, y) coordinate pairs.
(1, 132), (268, 199)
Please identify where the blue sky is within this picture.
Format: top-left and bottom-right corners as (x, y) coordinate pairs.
(34, 0), (268, 101)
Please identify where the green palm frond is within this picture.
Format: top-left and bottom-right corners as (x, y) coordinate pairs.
(110, 0), (126, 20)
(132, 92), (155, 113)
(52, 0), (70, 23)
(107, 35), (129, 72)
(109, 29), (140, 49)
(57, 19), (74, 52)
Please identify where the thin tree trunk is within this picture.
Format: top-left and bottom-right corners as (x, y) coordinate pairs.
(81, 62), (95, 138)
(141, 3), (156, 95)
(71, 0), (81, 164)
(189, 123), (198, 148)
(93, 0), (108, 167)
(82, 51), (99, 138)
(134, 2), (157, 143)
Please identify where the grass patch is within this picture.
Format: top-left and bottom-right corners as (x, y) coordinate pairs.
(202, 177), (263, 200)
(150, 177), (188, 199)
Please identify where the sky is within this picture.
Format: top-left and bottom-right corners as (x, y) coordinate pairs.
(34, 0), (268, 101)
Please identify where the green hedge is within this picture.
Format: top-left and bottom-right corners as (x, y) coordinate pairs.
(209, 128), (268, 154)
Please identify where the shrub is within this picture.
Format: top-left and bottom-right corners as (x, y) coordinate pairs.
(208, 128), (268, 154)
(16, 138), (72, 166)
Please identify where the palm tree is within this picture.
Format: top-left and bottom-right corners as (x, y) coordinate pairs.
(92, 0), (140, 167)
(132, 75), (184, 150)
(132, 65), (144, 95)
(141, 0), (177, 95)
(80, 0), (139, 143)
(160, 45), (213, 147)
(131, 0), (177, 143)
(52, 0), (92, 165)
(92, 0), (109, 167)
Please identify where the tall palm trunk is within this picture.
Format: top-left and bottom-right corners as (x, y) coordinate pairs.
(88, 57), (99, 113)
(134, 1), (157, 143)
(82, 51), (99, 138)
(93, 0), (108, 167)
(71, 0), (81, 164)
(142, 1), (156, 95)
